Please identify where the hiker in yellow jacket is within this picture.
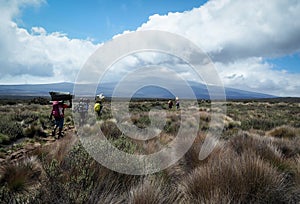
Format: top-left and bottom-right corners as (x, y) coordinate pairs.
(94, 93), (105, 117)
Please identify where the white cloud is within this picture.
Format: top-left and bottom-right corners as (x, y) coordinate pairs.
(31, 26), (46, 35)
(215, 58), (300, 97)
(138, 0), (300, 61)
(0, 0), (99, 84)
(1, 0), (300, 97)
(132, 0), (300, 96)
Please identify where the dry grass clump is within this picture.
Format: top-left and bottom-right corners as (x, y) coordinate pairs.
(126, 176), (182, 204)
(100, 120), (122, 139)
(182, 133), (223, 172)
(228, 132), (282, 160)
(271, 137), (300, 159)
(87, 169), (144, 203)
(181, 149), (290, 203)
(40, 133), (77, 164)
(223, 115), (241, 129)
(199, 111), (211, 122)
(294, 156), (300, 188)
(162, 132), (224, 182)
(0, 156), (43, 203)
(267, 125), (300, 139)
(226, 131), (300, 175)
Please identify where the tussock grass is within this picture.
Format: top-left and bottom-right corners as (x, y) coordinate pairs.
(294, 156), (300, 188)
(126, 176), (182, 204)
(0, 156), (42, 203)
(181, 149), (290, 203)
(1, 100), (300, 202)
(271, 137), (300, 158)
(183, 133), (223, 172)
(267, 125), (300, 139)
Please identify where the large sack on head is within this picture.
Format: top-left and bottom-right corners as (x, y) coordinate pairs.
(95, 93), (105, 101)
(49, 91), (74, 101)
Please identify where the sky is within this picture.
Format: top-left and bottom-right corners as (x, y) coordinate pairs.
(0, 0), (300, 97)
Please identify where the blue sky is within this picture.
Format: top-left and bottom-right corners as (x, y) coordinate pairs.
(266, 54), (300, 74)
(20, 0), (206, 42)
(0, 0), (299, 96)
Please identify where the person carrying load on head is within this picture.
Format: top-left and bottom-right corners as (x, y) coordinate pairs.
(49, 99), (72, 138)
(94, 93), (105, 117)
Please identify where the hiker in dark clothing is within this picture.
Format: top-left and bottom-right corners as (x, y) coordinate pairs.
(168, 100), (173, 109)
(175, 97), (180, 110)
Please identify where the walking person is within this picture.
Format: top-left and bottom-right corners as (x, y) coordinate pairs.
(94, 93), (105, 117)
(50, 99), (72, 138)
(168, 99), (173, 109)
(175, 97), (180, 110)
(74, 98), (89, 126)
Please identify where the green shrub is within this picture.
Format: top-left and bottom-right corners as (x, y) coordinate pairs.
(0, 116), (23, 141)
(100, 121), (122, 139)
(241, 118), (281, 131)
(0, 133), (10, 145)
(29, 97), (49, 105)
(163, 119), (180, 135)
(13, 111), (38, 123)
(23, 124), (46, 138)
(131, 114), (151, 129)
(110, 135), (137, 154)
(35, 143), (100, 203)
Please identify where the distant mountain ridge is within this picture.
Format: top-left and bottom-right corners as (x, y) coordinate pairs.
(0, 82), (275, 99)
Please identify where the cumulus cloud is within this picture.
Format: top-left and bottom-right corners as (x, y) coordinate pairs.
(133, 0), (300, 96)
(215, 58), (300, 97)
(1, 0), (300, 97)
(0, 0), (99, 84)
(100, 52), (200, 84)
(138, 0), (300, 61)
(31, 26), (46, 35)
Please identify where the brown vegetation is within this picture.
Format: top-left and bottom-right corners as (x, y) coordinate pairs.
(0, 99), (299, 203)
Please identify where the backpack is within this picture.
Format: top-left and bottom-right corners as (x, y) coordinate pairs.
(52, 102), (63, 118)
(94, 103), (101, 112)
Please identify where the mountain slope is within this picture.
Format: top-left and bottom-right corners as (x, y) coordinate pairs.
(0, 82), (275, 99)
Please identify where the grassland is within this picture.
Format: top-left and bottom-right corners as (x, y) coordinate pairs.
(0, 98), (299, 203)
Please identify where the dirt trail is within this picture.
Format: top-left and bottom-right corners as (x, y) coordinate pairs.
(0, 126), (78, 165)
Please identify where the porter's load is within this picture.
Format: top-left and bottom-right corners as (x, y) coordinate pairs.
(49, 91), (74, 101)
(95, 93), (105, 101)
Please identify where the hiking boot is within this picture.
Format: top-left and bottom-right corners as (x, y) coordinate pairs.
(58, 132), (64, 139)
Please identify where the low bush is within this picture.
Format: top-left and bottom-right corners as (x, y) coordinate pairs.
(23, 124), (46, 138)
(0, 133), (10, 145)
(100, 120), (122, 139)
(29, 97), (49, 105)
(241, 118), (281, 131)
(0, 116), (23, 142)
